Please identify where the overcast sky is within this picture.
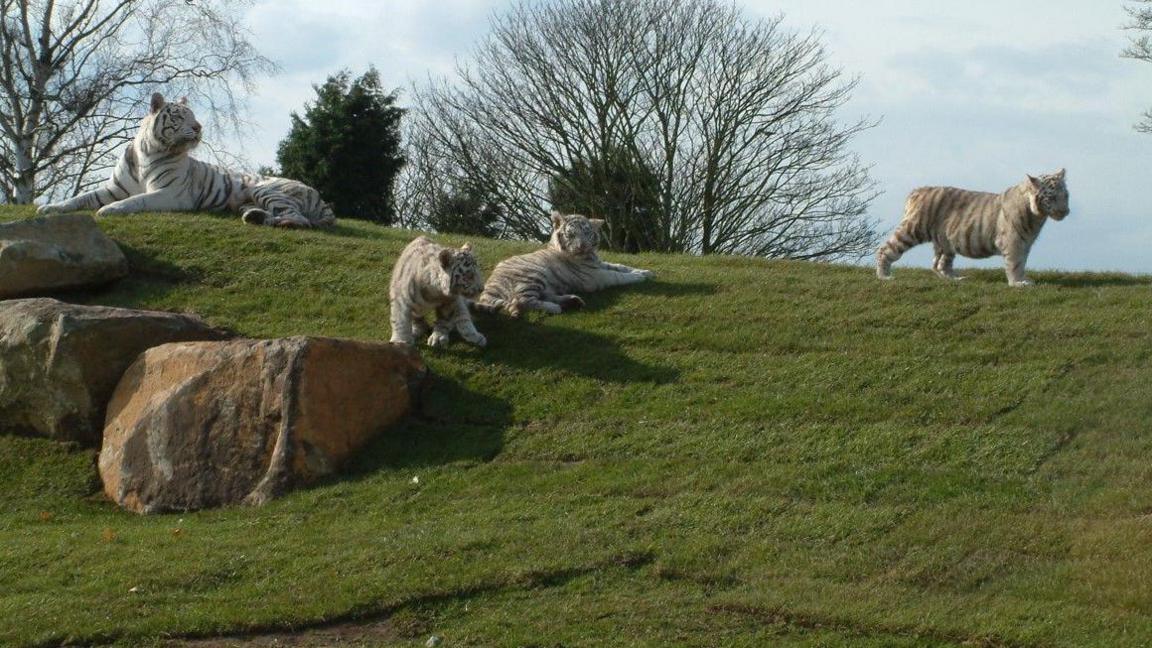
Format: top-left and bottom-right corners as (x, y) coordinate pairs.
(241, 0), (1152, 273)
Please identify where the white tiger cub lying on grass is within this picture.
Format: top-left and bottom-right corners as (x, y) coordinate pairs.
(38, 93), (334, 228)
(475, 212), (653, 317)
(389, 236), (487, 349)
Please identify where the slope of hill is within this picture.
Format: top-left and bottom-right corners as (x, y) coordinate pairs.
(3, 206), (1152, 647)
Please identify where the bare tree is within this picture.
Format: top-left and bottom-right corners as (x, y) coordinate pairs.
(0, 0), (273, 205)
(404, 0), (879, 260)
(1124, 0), (1152, 132)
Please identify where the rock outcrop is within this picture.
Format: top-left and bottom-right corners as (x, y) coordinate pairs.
(0, 214), (128, 298)
(0, 298), (231, 444)
(100, 337), (426, 513)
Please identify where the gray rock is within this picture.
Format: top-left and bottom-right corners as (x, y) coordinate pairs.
(100, 337), (427, 513)
(0, 214), (128, 298)
(0, 298), (231, 444)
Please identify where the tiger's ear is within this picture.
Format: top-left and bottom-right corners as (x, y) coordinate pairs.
(589, 219), (606, 231)
(439, 248), (454, 270)
(1055, 168), (1066, 181)
(1026, 174), (1042, 191)
(150, 92), (165, 114)
(178, 96), (189, 106)
(550, 211), (564, 229)
(461, 242), (473, 252)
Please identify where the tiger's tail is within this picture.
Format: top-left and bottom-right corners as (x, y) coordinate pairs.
(876, 193), (930, 279)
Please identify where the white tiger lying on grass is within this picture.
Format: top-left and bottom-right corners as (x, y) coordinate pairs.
(389, 236), (487, 349)
(876, 169), (1069, 287)
(475, 212), (653, 317)
(38, 93), (334, 228)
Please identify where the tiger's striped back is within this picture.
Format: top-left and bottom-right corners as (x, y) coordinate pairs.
(876, 170), (1068, 286)
(897, 186), (1010, 259)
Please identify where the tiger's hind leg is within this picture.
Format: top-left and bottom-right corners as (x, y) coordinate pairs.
(239, 205), (271, 225)
(412, 316), (431, 340)
(556, 295), (585, 312)
(932, 246), (962, 280)
(481, 282), (561, 317)
(876, 224), (925, 280)
(428, 297), (486, 348)
(390, 305), (419, 346)
(513, 298), (563, 316)
(269, 214), (311, 228)
(471, 296), (506, 316)
(247, 185), (312, 228)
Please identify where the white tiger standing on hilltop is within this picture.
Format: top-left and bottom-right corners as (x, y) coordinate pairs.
(37, 93), (334, 228)
(389, 236), (487, 349)
(475, 212), (653, 317)
(876, 169), (1069, 286)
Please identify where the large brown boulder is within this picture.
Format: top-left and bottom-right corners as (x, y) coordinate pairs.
(100, 337), (427, 514)
(0, 299), (232, 444)
(0, 214), (128, 298)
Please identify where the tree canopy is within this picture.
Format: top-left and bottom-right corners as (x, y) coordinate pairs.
(276, 68), (405, 223)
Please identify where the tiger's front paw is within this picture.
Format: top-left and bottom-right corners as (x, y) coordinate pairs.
(635, 269), (655, 279)
(1009, 279), (1034, 288)
(96, 204), (127, 217)
(464, 332), (487, 348)
(427, 331), (451, 349)
(37, 203), (65, 215)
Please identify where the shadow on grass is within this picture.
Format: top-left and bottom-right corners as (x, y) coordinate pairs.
(56, 241), (208, 308)
(585, 279), (718, 306)
(341, 373), (510, 474)
(471, 312), (680, 385)
(118, 241), (207, 283)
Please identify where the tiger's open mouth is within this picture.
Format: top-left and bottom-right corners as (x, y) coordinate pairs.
(178, 135), (202, 151)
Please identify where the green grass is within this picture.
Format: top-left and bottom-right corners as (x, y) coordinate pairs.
(3, 205), (1152, 647)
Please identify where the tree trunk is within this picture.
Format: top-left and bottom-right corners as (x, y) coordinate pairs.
(13, 138), (35, 204)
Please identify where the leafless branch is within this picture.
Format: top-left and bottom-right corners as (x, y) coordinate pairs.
(0, 0), (274, 204)
(1123, 0), (1152, 132)
(400, 0), (879, 260)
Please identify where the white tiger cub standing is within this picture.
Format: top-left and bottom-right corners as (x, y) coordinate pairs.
(37, 93), (334, 228)
(876, 169), (1069, 286)
(389, 236), (487, 349)
(475, 212), (653, 317)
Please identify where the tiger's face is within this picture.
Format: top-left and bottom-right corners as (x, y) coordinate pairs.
(549, 212), (605, 255)
(1027, 169), (1069, 221)
(146, 93), (202, 153)
(439, 244), (484, 298)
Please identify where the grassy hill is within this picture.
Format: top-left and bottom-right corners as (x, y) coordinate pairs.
(3, 205), (1152, 647)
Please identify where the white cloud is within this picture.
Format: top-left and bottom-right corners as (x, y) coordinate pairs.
(239, 0), (504, 165)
